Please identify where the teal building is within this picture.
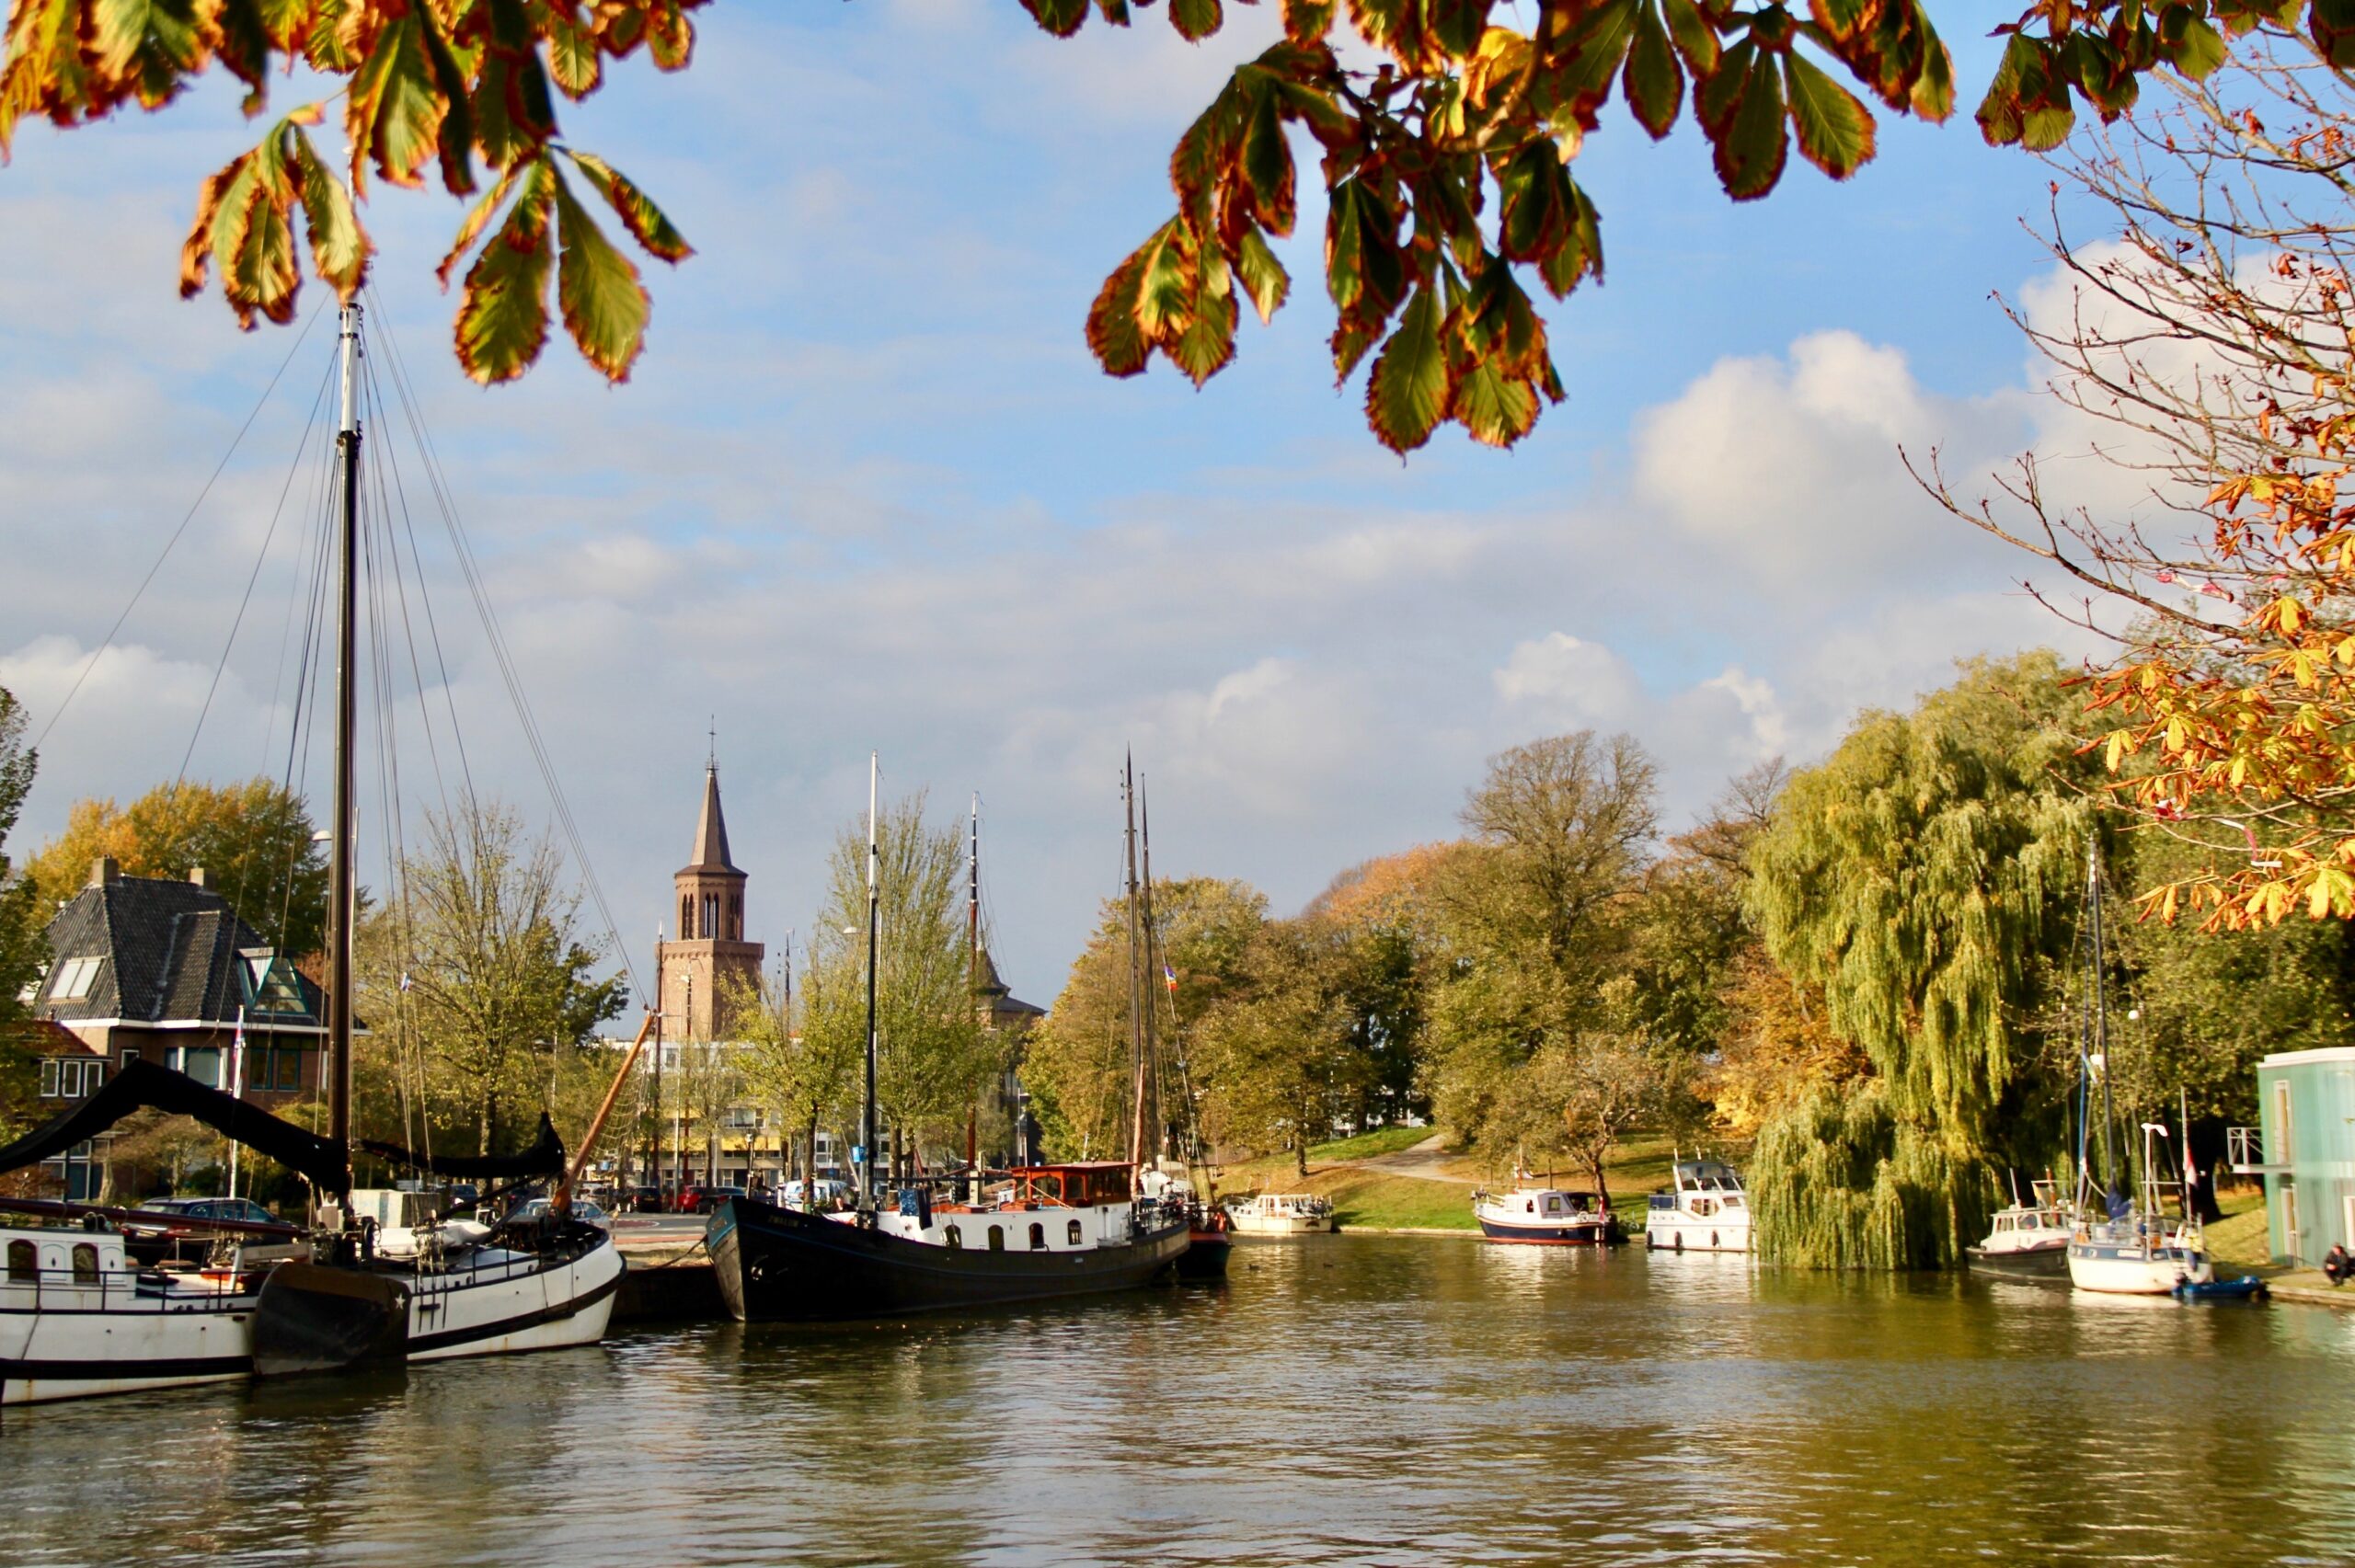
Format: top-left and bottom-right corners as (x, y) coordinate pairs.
(2251, 1047), (2355, 1265)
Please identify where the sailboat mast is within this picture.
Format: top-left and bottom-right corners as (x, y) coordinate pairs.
(2089, 836), (2117, 1199)
(1123, 756), (1146, 1173)
(969, 793), (981, 986)
(863, 750), (880, 1207)
(1139, 783), (1161, 1164)
(326, 303), (362, 1194)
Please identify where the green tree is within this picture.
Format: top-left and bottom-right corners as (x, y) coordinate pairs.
(1488, 978), (1703, 1198)
(1743, 652), (2096, 1268)
(0, 686), (39, 1027)
(1190, 918), (1362, 1174)
(807, 793), (998, 1173)
(0, 0), (2261, 444)
(24, 778), (327, 956)
(355, 801), (627, 1156)
(726, 967), (859, 1203)
(1028, 876), (1268, 1161)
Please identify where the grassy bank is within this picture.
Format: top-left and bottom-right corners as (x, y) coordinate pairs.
(1204, 1128), (1748, 1232)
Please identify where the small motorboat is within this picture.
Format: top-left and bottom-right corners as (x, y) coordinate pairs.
(1474, 1187), (1624, 1245)
(2172, 1275), (2269, 1303)
(1226, 1194), (1336, 1236)
(1643, 1158), (1751, 1253)
(1966, 1178), (2074, 1282)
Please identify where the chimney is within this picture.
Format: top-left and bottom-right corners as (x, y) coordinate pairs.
(89, 856), (119, 888)
(189, 866), (207, 888)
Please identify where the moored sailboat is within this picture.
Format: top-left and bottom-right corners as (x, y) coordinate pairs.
(4, 305), (625, 1398)
(709, 753), (1189, 1322)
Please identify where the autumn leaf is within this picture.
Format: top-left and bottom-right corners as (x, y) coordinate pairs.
(454, 157), (556, 384)
(1235, 227), (1290, 324)
(1366, 287), (1449, 454)
(1623, 0), (1683, 139)
(550, 166), (649, 381)
(566, 149), (693, 262)
(1713, 48), (1788, 200)
(1784, 52), (1876, 178)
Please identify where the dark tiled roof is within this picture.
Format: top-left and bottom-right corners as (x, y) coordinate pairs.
(975, 948), (1045, 1020)
(32, 876), (322, 1027)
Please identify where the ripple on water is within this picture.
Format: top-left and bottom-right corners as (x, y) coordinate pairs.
(2, 1241), (2350, 1567)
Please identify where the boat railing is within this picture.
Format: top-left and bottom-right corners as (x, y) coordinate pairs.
(3, 1260), (252, 1310)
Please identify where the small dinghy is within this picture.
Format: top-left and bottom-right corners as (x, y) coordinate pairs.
(2172, 1275), (2269, 1303)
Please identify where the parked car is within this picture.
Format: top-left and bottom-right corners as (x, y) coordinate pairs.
(618, 1185), (663, 1213)
(121, 1196), (285, 1264)
(511, 1196), (611, 1231)
(443, 1183), (481, 1213)
(678, 1184), (747, 1215)
(777, 1179), (852, 1209)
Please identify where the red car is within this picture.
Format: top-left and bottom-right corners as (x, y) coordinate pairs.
(676, 1184), (747, 1215)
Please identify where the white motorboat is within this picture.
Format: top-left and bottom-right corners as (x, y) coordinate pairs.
(1474, 1186), (1622, 1244)
(1643, 1158), (1752, 1253)
(1967, 1178), (2074, 1282)
(1227, 1193), (1337, 1235)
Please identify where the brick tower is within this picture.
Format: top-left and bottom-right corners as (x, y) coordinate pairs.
(657, 761), (764, 1039)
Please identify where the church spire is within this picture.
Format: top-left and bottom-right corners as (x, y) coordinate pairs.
(687, 760), (735, 872)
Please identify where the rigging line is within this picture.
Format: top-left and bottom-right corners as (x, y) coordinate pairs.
(32, 303), (327, 751)
(176, 352), (341, 789)
(356, 391), (432, 1171)
(367, 304), (640, 1006)
(249, 391), (342, 949)
(360, 349), (460, 825)
(277, 452), (338, 963)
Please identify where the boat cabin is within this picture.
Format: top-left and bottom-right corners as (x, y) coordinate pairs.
(1, 1224), (136, 1299)
(1511, 1190), (1605, 1219)
(1001, 1162), (1135, 1210)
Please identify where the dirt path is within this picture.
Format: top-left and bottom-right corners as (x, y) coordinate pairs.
(1332, 1134), (1477, 1185)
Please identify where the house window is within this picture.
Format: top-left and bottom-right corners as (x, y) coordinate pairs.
(38, 1059), (103, 1098)
(49, 956), (103, 1001)
(247, 1047), (304, 1093)
(1067, 1219), (1084, 1246)
(2274, 1081), (2294, 1164)
(167, 1047), (222, 1088)
(2285, 1184), (2302, 1259)
(6, 1241), (32, 1280)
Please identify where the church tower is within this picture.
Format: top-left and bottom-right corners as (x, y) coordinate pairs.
(657, 761), (764, 1040)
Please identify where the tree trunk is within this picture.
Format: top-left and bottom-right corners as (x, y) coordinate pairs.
(807, 1113), (820, 1211)
(1590, 1151), (1610, 1211)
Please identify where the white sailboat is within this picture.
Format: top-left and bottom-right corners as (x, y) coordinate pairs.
(2, 304), (623, 1401)
(2063, 841), (2211, 1296)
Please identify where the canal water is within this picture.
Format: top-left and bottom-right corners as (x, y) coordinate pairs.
(5, 1238), (2352, 1566)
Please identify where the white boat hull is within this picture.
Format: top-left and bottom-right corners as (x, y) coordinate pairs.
(1644, 1217), (1752, 1253)
(2067, 1244), (2212, 1295)
(0, 1285), (256, 1406)
(403, 1242), (626, 1361)
(1229, 1212), (1331, 1236)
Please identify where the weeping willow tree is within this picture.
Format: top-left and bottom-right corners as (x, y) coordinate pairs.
(1743, 653), (2097, 1268)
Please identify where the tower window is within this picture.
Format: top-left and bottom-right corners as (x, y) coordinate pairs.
(680, 894), (694, 941)
(703, 893), (718, 942)
(729, 893), (742, 941)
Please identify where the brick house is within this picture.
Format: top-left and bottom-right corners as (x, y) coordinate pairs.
(19, 857), (327, 1195)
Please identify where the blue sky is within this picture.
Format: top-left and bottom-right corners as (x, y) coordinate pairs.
(0, 5), (2111, 1004)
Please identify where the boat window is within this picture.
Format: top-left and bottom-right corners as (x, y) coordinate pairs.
(1067, 1219), (1084, 1245)
(6, 1240), (32, 1280)
(1524, 1200), (1534, 1214)
(1721, 1196), (1742, 1208)
(71, 1242), (98, 1282)
(988, 1225), (1005, 1252)
(1545, 1198), (1563, 1215)
(1028, 1223), (1047, 1251)
(944, 1225), (962, 1248)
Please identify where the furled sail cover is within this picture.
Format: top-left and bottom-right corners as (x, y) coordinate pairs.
(0, 1058), (350, 1195)
(360, 1111), (566, 1181)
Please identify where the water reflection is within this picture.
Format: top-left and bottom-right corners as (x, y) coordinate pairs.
(4, 1241), (2351, 1566)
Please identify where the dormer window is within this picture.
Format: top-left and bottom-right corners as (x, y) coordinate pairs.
(49, 956), (102, 1001)
(238, 950), (312, 1018)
